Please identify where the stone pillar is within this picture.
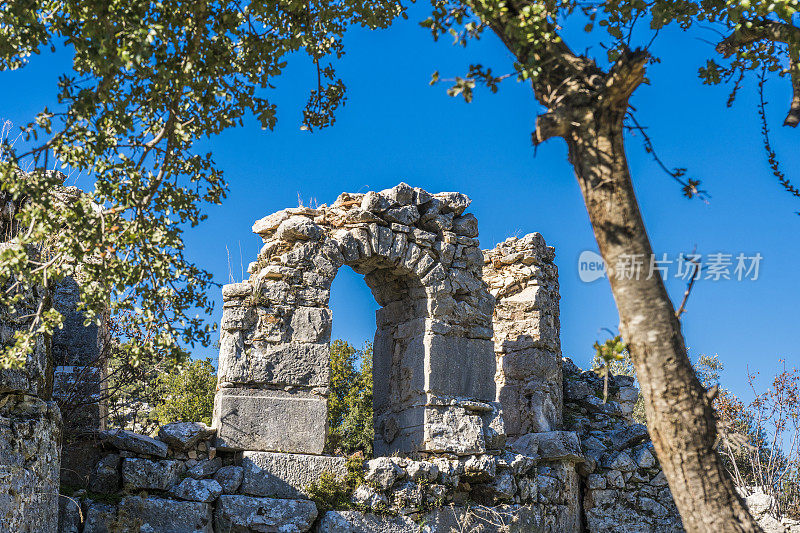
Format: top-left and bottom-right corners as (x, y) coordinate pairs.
(484, 233), (563, 436)
(214, 185), (503, 457)
(0, 259), (61, 532)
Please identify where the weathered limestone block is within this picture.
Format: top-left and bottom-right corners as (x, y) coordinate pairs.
(82, 502), (117, 533)
(511, 431), (584, 463)
(214, 465), (244, 494)
(0, 394), (61, 533)
(214, 495), (318, 533)
(214, 388), (327, 453)
(117, 496), (212, 533)
(496, 380), (561, 435)
(241, 451), (347, 499)
(88, 453), (121, 494)
(187, 457), (223, 479)
(423, 334), (496, 402)
(423, 405), (486, 455)
(122, 458), (185, 491)
(536, 462), (583, 531)
(316, 511), (418, 532)
(58, 495), (82, 533)
(219, 340), (330, 388)
(0, 334), (49, 397)
(158, 421), (215, 451)
(101, 428), (168, 458)
(364, 457), (405, 491)
(170, 478), (223, 503)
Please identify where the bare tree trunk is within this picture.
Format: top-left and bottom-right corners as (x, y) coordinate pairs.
(564, 99), (761, 532)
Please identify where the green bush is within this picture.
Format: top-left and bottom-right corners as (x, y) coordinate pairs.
(151, 358), (217, 426)
(327, 340), (373, 457)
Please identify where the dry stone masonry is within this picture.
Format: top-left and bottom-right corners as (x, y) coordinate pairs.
(4, 183), (791, 532)
(485, 234), (563, 437)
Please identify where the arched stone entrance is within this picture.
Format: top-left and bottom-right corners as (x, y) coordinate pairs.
(213, 184), (502, 456)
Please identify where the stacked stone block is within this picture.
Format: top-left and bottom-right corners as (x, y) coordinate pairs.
(61, 422), (584, 532)
(562, 357), (684, 532)
(0, 244), (61, 532)
(484, 233), (563, 436)
(214, 183), (500, 457)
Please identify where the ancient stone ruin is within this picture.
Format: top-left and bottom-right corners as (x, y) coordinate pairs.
(4, 183), (791, 532)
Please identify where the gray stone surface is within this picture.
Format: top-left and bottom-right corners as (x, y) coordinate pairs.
(364, 457), (405, 491)
(218, 341), (330, 388)
(187, 457), (223, 479)
(214, 465), (244, 494)
(170, 478), (223, 503)
(117, 496), (212, 532)
(316, 511), (417, 532)
(423, 405), (486, 455)
(511, 431), (584, 463)
(158, 421), (215, 451)
(101, 428), (168, 458)
(241, 451), (347, 499)
(0, 394), (61, 533)
(122, 458), (185, 491)
(58, 495), (82, 533)
(214, 495), (318, 533)
(82, 502), (117, 533)
(88, 453), (121, 494)
(486, 234), (562, 438)
(214, 389), (327, 453)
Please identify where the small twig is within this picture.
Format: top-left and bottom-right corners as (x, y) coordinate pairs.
(757, 68), (800, 213)
(676, 249), (701, 319)
(625, 112), (710, 202)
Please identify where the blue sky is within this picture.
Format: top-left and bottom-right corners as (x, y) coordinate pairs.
(1, 4), (798, 403)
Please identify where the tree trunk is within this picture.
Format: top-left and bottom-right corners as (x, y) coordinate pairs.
(565, 105), (762, 532)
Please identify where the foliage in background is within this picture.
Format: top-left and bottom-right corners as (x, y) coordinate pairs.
(594, 341), (800, 518)
(104, 312), (216, 432)
(703, 355), (800, 519)
(590, 335), (646, 423)
(306, 454), (368, 512)
(591, 335), (631, 401)
(0, 0), (406, 370)
(327, 339), (374, 457)
(151, 358), (217, 427)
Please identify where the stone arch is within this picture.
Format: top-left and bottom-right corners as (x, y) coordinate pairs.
(214, 184), (503, 456)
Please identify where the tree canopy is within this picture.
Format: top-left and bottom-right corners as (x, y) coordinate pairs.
(0, 0), (405, 369)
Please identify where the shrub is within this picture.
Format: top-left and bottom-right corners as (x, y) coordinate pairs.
(327, 340), (373, 456)
(151, 358), (217, 426)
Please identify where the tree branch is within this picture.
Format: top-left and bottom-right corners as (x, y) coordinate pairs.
(716, 21), (800, 58)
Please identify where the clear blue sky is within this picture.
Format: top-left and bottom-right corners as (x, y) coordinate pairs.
(2, 4), (798, 404)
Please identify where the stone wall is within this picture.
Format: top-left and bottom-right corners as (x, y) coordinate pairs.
(0, 244), (62, 532)
(57, 422), (585, 532)
(561, 358), (683, 532)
